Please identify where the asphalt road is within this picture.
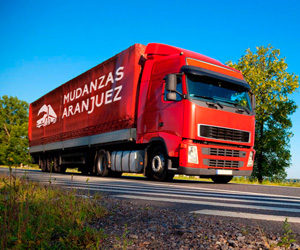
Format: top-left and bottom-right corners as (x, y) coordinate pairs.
(1, 167), (300, 225)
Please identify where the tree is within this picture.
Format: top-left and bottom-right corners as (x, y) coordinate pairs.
(0, 95), (31, 166)
(227, 45), (299, 182)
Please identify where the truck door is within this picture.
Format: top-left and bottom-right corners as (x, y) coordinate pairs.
(159, 75), (184, 139)
(142, 58), (184, 157)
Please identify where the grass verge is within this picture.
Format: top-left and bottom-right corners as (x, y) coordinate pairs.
(123, 173), (300, 187)
(0, 172), (108, 249)
(231, 176), (300, 187)
(0, 165), (80, 173)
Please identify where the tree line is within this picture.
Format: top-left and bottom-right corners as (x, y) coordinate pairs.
(1, 45), (299, 182)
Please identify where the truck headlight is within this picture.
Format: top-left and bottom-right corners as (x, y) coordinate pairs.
(188, 145), (198, 164)
(247, 151), (254, 167)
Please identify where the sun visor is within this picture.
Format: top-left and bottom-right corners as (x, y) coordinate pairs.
(181, 65), (250, 90)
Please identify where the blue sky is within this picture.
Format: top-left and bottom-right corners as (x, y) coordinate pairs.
(1, 0), (299, 178)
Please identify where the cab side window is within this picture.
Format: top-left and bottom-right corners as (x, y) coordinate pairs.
(164, 76), (182, 101)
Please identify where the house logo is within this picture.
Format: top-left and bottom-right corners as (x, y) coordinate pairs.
(36, 104), (57, 128)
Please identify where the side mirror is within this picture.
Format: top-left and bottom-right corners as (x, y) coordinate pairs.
(166, 74), (177, 92)
(166, 92), (177, 101)
(250, 91), (256, 114)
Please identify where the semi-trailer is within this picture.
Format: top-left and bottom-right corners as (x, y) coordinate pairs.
(29, 43), (255, 183)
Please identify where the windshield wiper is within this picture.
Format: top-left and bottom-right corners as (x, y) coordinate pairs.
(220, 100), (251, 114)
(190, 95), (223, 109)
(208, 100), (223, 109)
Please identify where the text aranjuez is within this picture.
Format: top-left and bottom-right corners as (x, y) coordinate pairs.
(62, 66), (124, 118)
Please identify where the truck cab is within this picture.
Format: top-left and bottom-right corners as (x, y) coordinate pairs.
(137, 44), (255, 183)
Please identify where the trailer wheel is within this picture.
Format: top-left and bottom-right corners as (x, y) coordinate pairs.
(53, 156), (65, 173)
(148, 146), (168, 181)
(46, 157), (53, 172)
(96, 150), (109, 177)
(211, 176), (233, 184)
(40, 157), (47, 172)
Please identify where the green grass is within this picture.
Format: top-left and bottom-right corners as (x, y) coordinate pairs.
(0, 169), (298, 249)
(0, 165), (80, 173)
(0, 172), (108, 249)
(173, 175), (300, 187)
(173, 175), (213, 182)
(231, 176), (300, 187)
(124, 173), (300, 187)
(0, 164), (40, 170)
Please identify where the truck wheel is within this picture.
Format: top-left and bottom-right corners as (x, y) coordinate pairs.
(148, 146), (168, 181)
(96, 150), (109, 177)
(53, 156), (63, 173)
(211, 176), (233, 184)
(46, 157), (53, 172)
(40, 157), (47, 172)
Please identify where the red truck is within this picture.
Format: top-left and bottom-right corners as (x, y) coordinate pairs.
(29, 43), (255, 183)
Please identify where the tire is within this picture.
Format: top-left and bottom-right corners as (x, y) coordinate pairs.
(40, 157), (47, 172)
(211, 176), (233, 184)
(52, 156), (58, 173)
(46, 157), (53, 172)
(95, 150), (110, 177)
(148, 146), (168, 181)
(53, 156), (65, 173)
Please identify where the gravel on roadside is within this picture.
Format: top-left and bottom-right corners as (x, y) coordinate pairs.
(94, 195), (300, 250)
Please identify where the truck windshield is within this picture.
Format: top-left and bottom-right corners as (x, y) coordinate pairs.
(186, 74), (252, 112)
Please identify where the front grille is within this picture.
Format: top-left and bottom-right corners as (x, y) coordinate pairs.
(209, 148), (240, 157)
(199, 125), (250, 143)
(208, 159), (240, 168)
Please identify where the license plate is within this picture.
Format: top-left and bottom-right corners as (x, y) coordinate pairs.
(216, 170), (233, 175)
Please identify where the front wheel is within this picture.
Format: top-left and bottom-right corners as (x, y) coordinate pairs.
(148, 146), (169, 181)
(211, 176), (233, 184)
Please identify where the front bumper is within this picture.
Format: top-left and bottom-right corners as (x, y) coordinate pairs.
(178, 140), (254, 177)
(177, 167), (252, 177)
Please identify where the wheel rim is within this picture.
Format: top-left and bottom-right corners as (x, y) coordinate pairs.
(152, 154), (165, 174)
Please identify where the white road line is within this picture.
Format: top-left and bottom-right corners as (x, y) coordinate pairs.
(78, 179), (300, 199)
(33, 176), (300, 203)
(62, 184), (300, 207)
(13, 168), (299, 199)
(5, 169), (300, 202)
(24, 172), (300, 201)
(114, 194), (300, 213)
(190, 210), (300, 223)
